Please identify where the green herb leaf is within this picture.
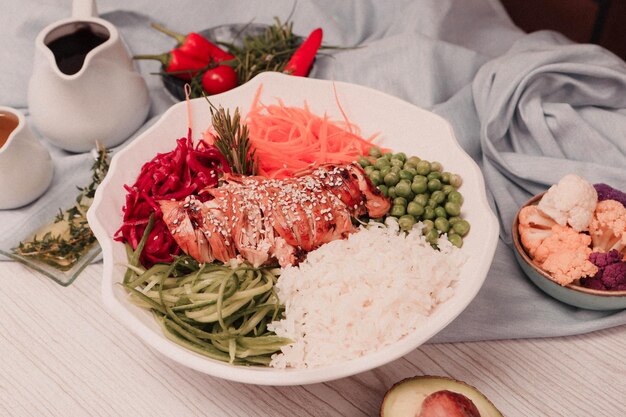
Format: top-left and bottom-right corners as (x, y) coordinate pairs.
(208, 103), (257, 176)
(12, 143), (111, 270)
(225, 18), (301, 83)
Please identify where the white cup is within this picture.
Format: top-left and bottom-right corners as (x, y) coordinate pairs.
(0, 107), (54, 209)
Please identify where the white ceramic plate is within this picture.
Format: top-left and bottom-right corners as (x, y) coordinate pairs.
(87, 72), (499, 386)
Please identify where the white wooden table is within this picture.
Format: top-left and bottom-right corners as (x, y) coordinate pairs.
(1, 261), (624, 417)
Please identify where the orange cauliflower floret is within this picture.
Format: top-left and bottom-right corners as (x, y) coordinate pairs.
(518, 205), (557, 258)
(533, 225), (598, 285)
(589, 199), (626, 256)
(538, 174), (597, 231)
(519, 206), (598, 286)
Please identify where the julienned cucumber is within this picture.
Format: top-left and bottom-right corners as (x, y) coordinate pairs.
(122, 217), (289, 366)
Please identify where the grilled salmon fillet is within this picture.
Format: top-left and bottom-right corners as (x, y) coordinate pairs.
(158, 163), (390, 267)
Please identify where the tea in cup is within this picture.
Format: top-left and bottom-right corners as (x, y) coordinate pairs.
(0, 107), (54, 209)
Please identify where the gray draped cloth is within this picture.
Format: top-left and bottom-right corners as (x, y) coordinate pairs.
(1, 0), (625, 343)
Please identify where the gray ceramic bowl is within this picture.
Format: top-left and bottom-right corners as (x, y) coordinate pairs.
(512, 193), (626, 310)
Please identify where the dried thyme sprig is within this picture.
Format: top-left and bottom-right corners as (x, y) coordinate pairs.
(13, 143), (111, 271)
(208, 103), (257, 176)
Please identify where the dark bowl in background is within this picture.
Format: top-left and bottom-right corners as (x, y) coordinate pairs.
(162, 23), (269, 101)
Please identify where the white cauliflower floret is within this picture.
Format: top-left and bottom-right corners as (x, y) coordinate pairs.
(537, 174), (597, 232)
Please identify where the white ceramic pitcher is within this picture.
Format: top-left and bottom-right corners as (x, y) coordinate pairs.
(28, 0), (150, 153)
(0, 107), (54, 209)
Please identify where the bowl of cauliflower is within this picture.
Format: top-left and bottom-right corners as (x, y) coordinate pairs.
(512, 174), (626, 310)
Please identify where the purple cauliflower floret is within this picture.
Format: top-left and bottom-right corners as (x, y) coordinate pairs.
(580, 249), (626, 290)
(580, 276), (607, 290)
(589, 250), (623, 268)
(601, 263), (626, 290)
(594, 183), (626, 208)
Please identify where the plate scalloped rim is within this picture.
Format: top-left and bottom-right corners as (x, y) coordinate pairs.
(87, 72), (499, 386)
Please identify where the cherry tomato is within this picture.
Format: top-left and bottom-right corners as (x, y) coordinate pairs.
(201, 65), (238, 95)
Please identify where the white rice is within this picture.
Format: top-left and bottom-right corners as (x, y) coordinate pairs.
(268, 218), (466, 369)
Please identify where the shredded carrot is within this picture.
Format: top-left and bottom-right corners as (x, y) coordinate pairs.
(185, 84), (192, 131)
(332, 81), (353, 135)
(245, 85), (385, 179)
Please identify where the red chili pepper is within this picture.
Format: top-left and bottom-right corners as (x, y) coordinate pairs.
(283, 28), (323, 77)
(133, 49), (208, 80)
(201, 65), (239, 95)
(151, 23), (235, 63)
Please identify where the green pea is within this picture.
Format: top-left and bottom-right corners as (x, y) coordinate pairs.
(434, 217), (450, 233)
(434, 206), (448, 219)
(448, 228), (458, 236)
(415, 160), (431, 176)
(411, 177), (428, 194)
(427, 198), (439, 209)
(448, 191), (464, 205)
(390, 204), (406, 218)
(394, 152), (407, 162)
(403, 162), (417, 170)
(427, 171), (442, 181)
(445, 201), (461, 217)
(388, 186), (397, 199)
(369, 170), (382, 185)
(358, 157), (371, 168)
(405, 167), (417, 177)
(424, 229), (439, 244)
(368, 147), (382, 158)
(427, 178), (442, 192)
(448, 234), (463, 248)
(364, 166), (375, 175)
(448, 216), (462, 225)
(422, 219), (434, 234)
(390, 158), (404, 168)
(442, 184), (455, 195)
(398, 215), (416, 231)
(449, 174), (463, 188)
(375, 157), (390, 170)
(413, 194), (429, 206)
(430, 161), (443, 172)
(384, 172), (400, 186)
(378, 184), (389, 197)
(412, 174), (427, 184)
(383, 152), (392, 160)
(395, 180), (413, 198)
(399, 169), (414, 180)
(407, 201), (425, 217)
(423, 206), (436, 220)
(380, 165), (391, 177)
(441, 172), (451, 184)
(393, 197), (408, 206)
(407, 156), (421, 166)
(452, 219), (471, 237)
(390, 165), (402, 174)
(430, 190), (446, 204)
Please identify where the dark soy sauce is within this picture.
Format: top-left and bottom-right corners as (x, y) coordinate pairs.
(47, 27), (109, 75)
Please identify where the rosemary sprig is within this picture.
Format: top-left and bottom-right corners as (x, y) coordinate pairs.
(223, 17), (301, 83)
(13, 143), (111, 271)
(208, 102), (257, 176)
